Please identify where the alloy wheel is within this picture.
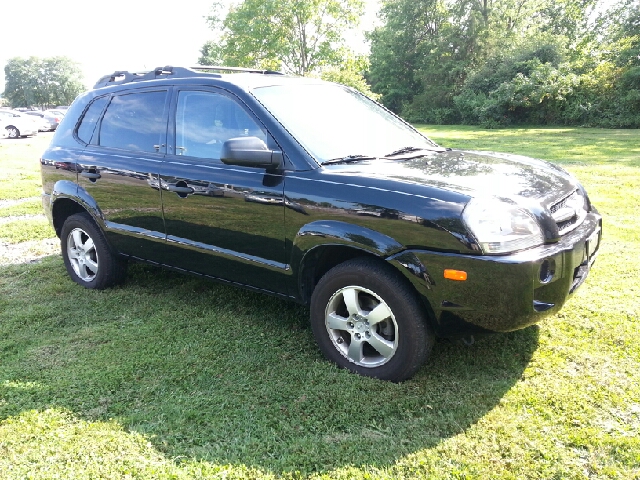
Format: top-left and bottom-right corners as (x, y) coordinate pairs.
(66, 227), (99, 282)
(324, 285), (398, 368)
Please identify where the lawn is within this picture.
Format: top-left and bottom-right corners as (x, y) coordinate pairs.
(0, 127), (639, 479)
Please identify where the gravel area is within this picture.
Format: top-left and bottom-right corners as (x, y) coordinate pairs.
(0, 197), (59, 265)
(0, 237), (60, 266)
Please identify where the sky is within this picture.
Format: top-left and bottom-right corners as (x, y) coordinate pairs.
(0, 0), (380, 94)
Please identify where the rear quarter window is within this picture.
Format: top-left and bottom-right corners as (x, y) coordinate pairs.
(76, 96), (109, 144)
(98, 91), (168, 153)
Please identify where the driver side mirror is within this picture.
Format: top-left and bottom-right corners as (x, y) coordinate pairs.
(220, 136), (283, 169)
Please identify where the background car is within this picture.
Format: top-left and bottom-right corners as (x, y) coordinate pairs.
(47, 109), (66, 118)
(0, 110), (38, 138)
(24, 110), (62, 131)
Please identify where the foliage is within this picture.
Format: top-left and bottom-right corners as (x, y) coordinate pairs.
(2, 57), (84, 109)
(319, 55), (380, 99)
(368, 0), (640, 127)
(199, 0), (364, 76)
(453, 39), (581, 126)
(367, 0), (459, 116)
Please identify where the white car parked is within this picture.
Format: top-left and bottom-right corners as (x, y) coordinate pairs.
(0, 110), (39, 138)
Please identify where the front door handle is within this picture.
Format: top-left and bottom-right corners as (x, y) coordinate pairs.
(167, 185), (194, 195)
(81, 170), (101, 181)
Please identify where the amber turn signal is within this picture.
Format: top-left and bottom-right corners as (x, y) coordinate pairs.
(444, 269), (467, 281)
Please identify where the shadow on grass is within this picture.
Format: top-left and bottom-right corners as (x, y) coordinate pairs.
(0, 258), (539, 475)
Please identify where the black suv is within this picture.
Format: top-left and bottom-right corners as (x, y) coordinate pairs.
(40, 66), (601, 382)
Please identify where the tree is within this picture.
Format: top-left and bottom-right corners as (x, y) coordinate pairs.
(3, 57), (85, 109)
(319, 54), (380, 98)
(199, 0), (364, 76)
(368, 0), (622, 126)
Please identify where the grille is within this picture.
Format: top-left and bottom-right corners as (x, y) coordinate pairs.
(550, 190), (587, 236)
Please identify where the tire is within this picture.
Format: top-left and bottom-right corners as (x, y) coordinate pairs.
(60, 212), (127, 289)
(310, 257), (434, 382)
(6, 126), (19, 138)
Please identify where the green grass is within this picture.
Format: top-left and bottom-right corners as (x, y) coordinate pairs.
(416, 125), (640, 167)
(0, 218), (54, 244)
(0, 135), (49, 200)
(1, 128), (639, 479)
(0, 199), (42, 217)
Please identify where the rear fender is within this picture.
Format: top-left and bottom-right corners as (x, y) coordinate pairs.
(51, 180), (105, 231)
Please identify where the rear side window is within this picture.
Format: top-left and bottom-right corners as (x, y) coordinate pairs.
(98, 91), (167, 153)
(76, 96), (109, 144)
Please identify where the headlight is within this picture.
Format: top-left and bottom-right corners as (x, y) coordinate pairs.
(462, 198), (544, 254)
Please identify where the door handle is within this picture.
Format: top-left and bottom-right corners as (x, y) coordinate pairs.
(167, 185), (194, 195)
(81, 171), (101, 180)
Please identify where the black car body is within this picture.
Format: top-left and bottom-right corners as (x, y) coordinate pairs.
(40, 66), (601, 381)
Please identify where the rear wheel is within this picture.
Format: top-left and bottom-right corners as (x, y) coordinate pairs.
(310, 257), (434, 382)
(60, 212), (127, 289)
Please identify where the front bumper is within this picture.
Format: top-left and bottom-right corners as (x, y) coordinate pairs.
(390, 211), (602, 337)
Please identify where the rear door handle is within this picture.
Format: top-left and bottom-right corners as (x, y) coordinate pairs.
(167, 185), (194, 195)
(81, 171), (101, 180)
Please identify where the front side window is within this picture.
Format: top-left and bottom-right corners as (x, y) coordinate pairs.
(175, 90), (266, 160)
(99, 91), (168, 153)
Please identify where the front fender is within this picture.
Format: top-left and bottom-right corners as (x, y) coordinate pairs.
(290, 220), (406, 300)
(293, 220), (404, 259)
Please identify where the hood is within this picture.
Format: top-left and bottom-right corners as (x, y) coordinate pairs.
(327, 150), (578, 207)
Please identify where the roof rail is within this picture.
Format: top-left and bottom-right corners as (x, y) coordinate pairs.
(93, 70), (146, 89)
(93, 65), (284, 89)
(192, 65), (284, 75)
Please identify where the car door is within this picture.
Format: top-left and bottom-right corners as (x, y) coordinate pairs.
(159, 87), (288, 295)
(77, 88), (170, 262)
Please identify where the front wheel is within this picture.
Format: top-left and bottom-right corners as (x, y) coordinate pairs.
(310, 257), (434, 382)
(6, 126), (19, 138)
(60, 212), (127, 289)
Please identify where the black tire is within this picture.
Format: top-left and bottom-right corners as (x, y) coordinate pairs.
(310, 257), (434, 382)
(6, 126), (19, 138)
(60, 212), (127, 289)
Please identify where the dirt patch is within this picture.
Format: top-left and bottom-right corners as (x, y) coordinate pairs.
(0, 196), (40, 209)
(0, 238), (60, 266)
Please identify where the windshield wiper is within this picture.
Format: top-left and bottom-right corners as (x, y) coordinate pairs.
(384, 145), (448, 157)
(321, 154), (376, 165)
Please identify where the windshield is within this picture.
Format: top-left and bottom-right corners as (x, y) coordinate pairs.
(251, 83), (438, 163)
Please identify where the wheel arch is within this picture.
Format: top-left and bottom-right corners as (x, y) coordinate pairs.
(52, 198), (88, 237)
(292, 220), (400, 301)
(50, 181), (104, 237)
(297, 244), (379, 304)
